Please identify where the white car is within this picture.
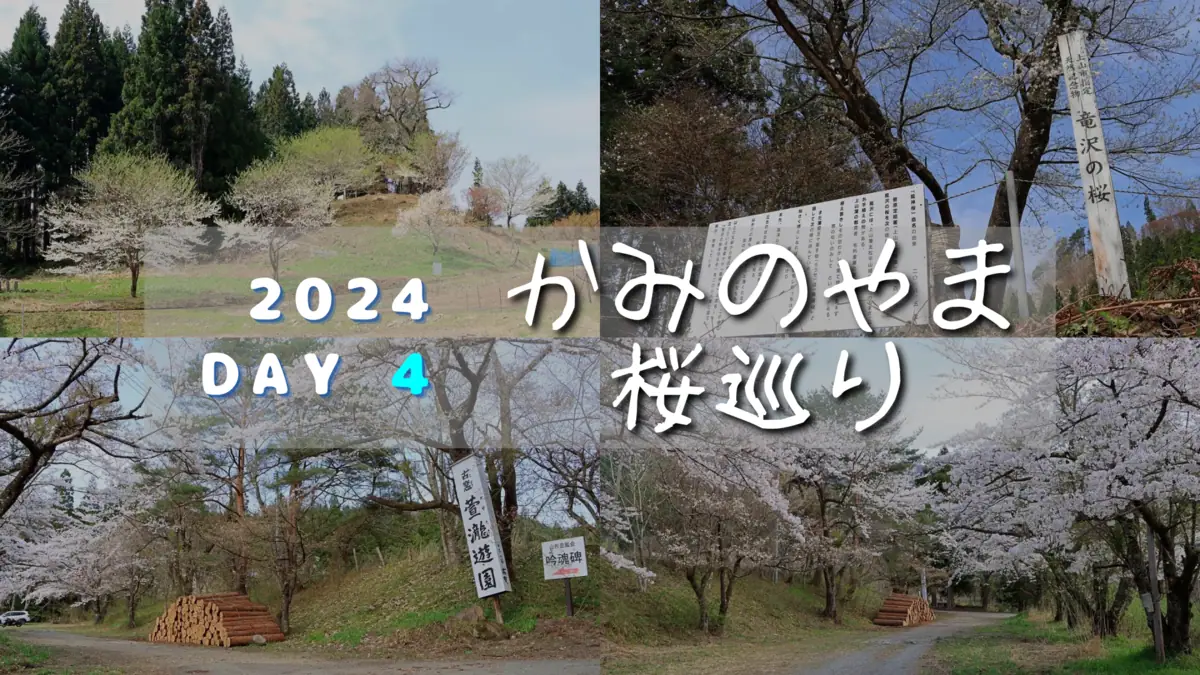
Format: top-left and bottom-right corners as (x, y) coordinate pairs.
(0, 611), (29, 626)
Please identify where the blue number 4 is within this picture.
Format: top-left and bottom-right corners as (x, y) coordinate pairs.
(391, 353), (429, 396)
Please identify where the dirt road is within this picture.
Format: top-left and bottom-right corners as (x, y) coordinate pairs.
(800, 611), (1013, 675)
(16, 629), (601, 675)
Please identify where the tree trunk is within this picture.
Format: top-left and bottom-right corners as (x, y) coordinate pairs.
(716, 559), (741, 635)
(39, 197), (47, 252)
(484, 453), (515, 577)
(1138, 507), (1199, 655)
(1117, 519), (1156, 635)
(126, 589), (138, 629)
(1092, 575), (1131, 638)
(278, 586), (293, 635)
(234, 441), (248, 595)
(424, 450), (458, 566)
(686, 567), (711, 632)
(821, 565), (839, 621)
(191, 115), (208, 192)
(495, 371), (518, 570)
(169, 523), (194, 599)
(93, 595), (109, 625)
(129, 262), (141, 298)
(976, 7), (1080, 314)
(1065, 596), (1080, 630)
(1163, 575), (1194, 655)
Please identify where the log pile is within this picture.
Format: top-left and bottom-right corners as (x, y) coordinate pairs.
(872, 592), (936, 627)
(148, 593), (285, 647)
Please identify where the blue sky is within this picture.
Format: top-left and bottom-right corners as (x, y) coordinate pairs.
(742, 1), (1200, 274)
(1, 0), (599, 200)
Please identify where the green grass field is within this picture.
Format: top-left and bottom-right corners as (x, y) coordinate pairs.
(0, 631), (121, 675)
(924, 613), (1200, 674)
(0, 194), (600, 337)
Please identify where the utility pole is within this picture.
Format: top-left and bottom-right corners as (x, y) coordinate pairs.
(1145, 523), (1166, 664)
(1005, 170), (1031, 319)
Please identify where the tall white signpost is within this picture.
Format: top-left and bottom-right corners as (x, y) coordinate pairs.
(1057, 30), (1130, 299)
(451, 453), (511, 623)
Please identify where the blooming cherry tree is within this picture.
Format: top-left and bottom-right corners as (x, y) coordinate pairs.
(223, 157), (333, 281)
(393, 189), (461, 261)
(43, 153), (216, 298)
(484, 155), (552, 228)
(776, 408), (927, 621)
(2, 465), (163, 626)
(934, 339), (1200, 653)
(0, 338), (148, 521)
(654, 454), (775, 633)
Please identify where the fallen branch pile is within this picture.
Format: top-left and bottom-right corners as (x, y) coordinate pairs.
(1056, 260), (1200, 337)
(148, 593), (284, 647)
(872, 593), (936, 627)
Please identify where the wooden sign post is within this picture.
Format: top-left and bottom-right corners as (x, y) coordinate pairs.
(543, 537), (588, 618)
(1057, 30), (1130, 298)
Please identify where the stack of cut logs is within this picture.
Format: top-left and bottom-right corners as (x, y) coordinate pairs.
(872, 592), (936, 627)
(148, 593), (285, 647)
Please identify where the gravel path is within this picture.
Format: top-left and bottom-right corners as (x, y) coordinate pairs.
(15, 629), (601, 675)
(800, 611), (1014, 675)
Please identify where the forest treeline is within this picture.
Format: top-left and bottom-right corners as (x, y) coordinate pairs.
(0, 0), (596, 273)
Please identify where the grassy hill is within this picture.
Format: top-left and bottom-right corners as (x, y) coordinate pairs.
(278, 541), (888, 668)
(332, 193), (419, 227)
(281, 526), (605, 659)
(599, 559), (885, 674)
(284, 528), (887, 664)
(0, 193), (600, 337)
(47, 521), (886, 668)
(600, 565), (881, 645)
